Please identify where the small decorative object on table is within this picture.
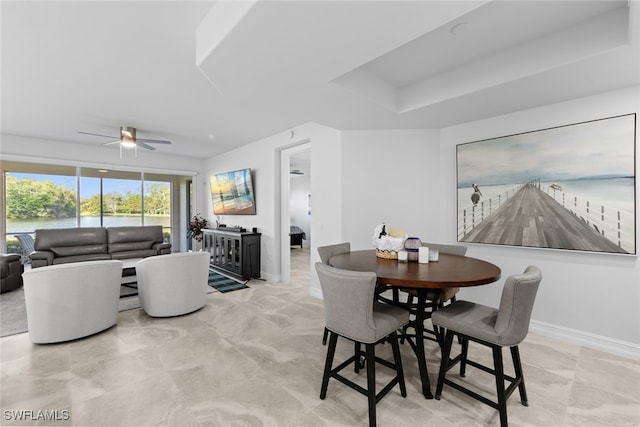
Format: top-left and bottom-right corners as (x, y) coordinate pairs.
(372, 223), (407, 259)
(404, 237), (422, 262)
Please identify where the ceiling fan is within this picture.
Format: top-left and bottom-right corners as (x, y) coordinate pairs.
(78, 126), (171, 151)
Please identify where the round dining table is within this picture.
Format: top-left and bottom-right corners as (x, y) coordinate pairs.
(329, 249), (501, 399)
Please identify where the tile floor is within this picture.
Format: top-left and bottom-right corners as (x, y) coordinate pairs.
(1, 248), (639, 426)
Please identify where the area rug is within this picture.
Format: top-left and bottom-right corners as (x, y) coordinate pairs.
(208, 270), (250, 293)
(0, 288), (27, 338)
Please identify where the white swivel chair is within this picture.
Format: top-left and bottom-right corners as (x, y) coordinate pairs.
(135, 252), (210, 317)
(22, 260), (123, 344)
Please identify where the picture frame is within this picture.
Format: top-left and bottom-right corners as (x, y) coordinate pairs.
(210, 168), (256, 215)
(456, 113), (636, 255)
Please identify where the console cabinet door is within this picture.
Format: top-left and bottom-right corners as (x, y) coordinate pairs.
(204, 230), (260, 280)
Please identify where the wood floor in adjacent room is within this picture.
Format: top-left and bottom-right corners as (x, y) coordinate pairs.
(1, 247), (639, 426)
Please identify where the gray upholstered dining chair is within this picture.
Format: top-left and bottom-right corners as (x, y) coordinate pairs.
(317, 242), (350, 265)
(420, 242), (467, 303)
(432, 265), (542, 427)
(316, 262), (408, 427)
(317, 242), (351, 345)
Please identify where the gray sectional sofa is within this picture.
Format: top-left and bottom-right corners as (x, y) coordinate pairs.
(30, 226), (171, 268)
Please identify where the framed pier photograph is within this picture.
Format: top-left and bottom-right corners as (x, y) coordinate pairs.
(456, 113), (636, 255)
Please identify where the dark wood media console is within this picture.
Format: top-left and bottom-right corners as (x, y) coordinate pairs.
(203, 229), (261, 281)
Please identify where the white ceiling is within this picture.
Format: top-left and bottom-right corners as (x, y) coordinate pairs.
(2, 1), (639, 159)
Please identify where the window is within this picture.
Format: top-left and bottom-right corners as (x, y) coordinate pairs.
(3, 161), (180, 253)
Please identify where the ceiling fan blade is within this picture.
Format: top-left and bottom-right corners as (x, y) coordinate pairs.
(136, 141), (157, 151)
(101, 140), (121, 146)
(136, 138), (172, 144)
(78, 131), (119, 139)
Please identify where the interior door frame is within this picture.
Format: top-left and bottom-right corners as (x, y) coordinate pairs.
(280, 140), (311, 283)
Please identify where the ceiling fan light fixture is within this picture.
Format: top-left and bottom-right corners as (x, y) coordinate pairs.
(121, 140), (137, 148)
(79, 126), (171, 154)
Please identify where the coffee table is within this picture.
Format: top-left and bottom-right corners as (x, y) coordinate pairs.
(120, 258), (142, 286)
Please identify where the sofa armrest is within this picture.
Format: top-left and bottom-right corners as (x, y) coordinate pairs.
(153, 242), (172, 255)
(30, 251), (55, 268)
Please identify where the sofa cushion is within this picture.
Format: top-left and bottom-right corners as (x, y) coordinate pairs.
(110, 249), (158, 260)
(50, 244), (108, 257)
(52, 253), (112, 264)
(35, 227), (107, 251)
(108, 241), (154, 254)
(107, 226), (163, 244)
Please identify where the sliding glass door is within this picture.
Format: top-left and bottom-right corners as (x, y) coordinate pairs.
(3, 161), (179, 254)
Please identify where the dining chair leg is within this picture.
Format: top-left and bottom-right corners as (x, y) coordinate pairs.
(366, 343), (377, 427)
(510, 345), (528, 406)
(390, 331), (407, 397)
(435, 329), (455, 399)
(355, 342), (362, 373)
(460, 337), (469, 377)
(322, 327), (328, 345)
(492, 346), (508, 427)
(320, 332), (338, 399)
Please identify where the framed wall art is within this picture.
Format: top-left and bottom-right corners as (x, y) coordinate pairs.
(210, 168), (256, 215)
(456, 113), (636, 255)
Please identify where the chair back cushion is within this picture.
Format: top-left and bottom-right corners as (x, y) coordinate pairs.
(315, 262), (408, 343)
(317, 242), (350, 265)
(420, 242), (467, 256)
(494, 265), (542, 346)
(316, 262), (377, 342)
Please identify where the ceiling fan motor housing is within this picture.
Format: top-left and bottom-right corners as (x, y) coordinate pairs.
(120, 126), (136, 146)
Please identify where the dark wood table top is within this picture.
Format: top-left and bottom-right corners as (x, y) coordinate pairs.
(329, 249), (501, 289)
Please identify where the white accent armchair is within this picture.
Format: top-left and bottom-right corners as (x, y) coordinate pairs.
(135, 252), (210, 317)
(22, 260), (123, 344)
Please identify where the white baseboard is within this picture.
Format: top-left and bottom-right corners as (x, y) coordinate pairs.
(530, 320), (640, 361)
(259, 272), (280, 283)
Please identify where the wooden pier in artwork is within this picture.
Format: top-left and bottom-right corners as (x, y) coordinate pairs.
(460, 183), (629, 253)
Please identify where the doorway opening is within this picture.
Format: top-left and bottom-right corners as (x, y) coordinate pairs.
(280, 141), (311, 283)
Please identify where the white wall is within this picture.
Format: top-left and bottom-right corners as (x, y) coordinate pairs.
(290, 173), (310, 247)
(440, 86), (640, 359)
(341, 129), (442, 250)
(204, 122), (341, 283)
